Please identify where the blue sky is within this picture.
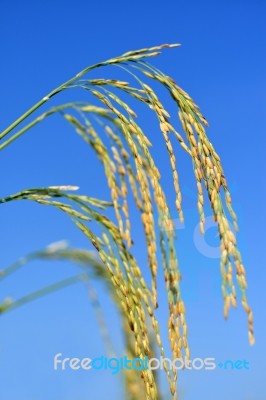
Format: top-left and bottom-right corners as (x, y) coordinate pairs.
(0, 1), (265, 399)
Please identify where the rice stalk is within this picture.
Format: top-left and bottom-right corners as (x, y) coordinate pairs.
(0, 44), (254, 399)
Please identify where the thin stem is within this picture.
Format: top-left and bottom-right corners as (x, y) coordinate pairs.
(0, 272), (89, 314)
(0, 45), (167, 142)
(0, 62), (107, 141)
(0, 252), (38, 280)
(0, 90), (60, 140)
(0, 102), (86, 151)
(86, 281), (116, 357)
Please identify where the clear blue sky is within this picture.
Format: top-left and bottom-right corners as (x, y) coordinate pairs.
(0, 1), (265, 399)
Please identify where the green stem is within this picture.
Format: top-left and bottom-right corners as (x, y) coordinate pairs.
(0, 188), (60, 203)
(0, 90), (60, 140)
(0, 46), (165, 143)
(0, 61), (106, 141)
(0, 118), (41, 150)
(0, 252), (38, 280)
(0, 102), (85, 151)
(0, 272), (89, 314)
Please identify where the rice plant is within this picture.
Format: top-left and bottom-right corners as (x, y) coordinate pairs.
(0, 44), (254, 399)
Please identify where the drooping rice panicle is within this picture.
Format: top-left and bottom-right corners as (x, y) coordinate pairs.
(132, 59), (253, 345)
